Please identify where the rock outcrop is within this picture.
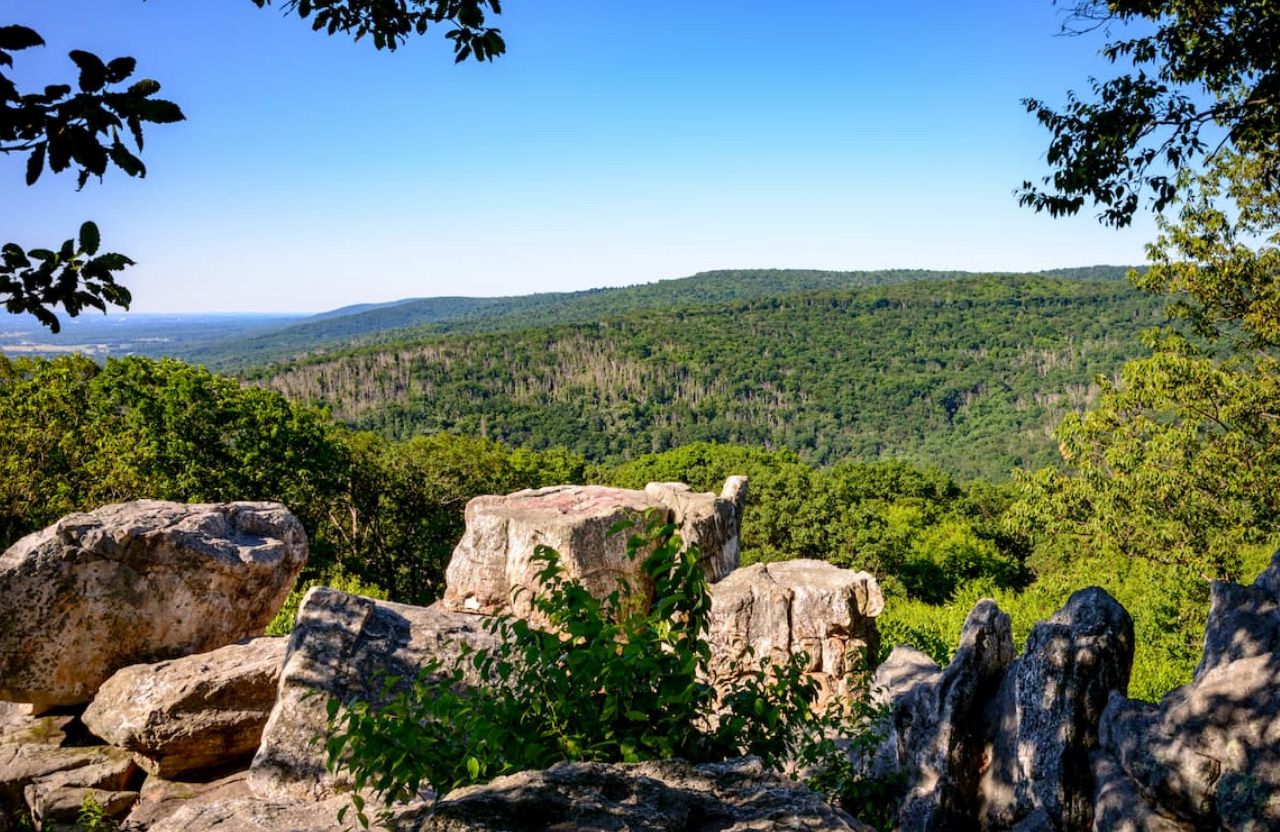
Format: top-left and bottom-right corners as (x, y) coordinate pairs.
(879, 599), (1016, 832)
(708, 559), (883, 700)
(647, 476), (748, 582)
(248, 588), (500, 801)
(979, 587), (1135, 832)
(1095, 550), (1280, 832)
(442, 478), (747, 618)
(0, 501), (307, 706)
(82, 638), (287, 780)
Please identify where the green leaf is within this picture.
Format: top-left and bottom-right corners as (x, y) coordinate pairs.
(132, 98), (185, 124)
(69, 49), (107, 92)
(127, 78), (161, 96)
(0, 25), (44, 51)
(108, 144), (146, 178)
(466, 756), (480, 779)
(105, 56), (137, 83)
(78, 222), (100, 256)
(25, 144), (45, 186)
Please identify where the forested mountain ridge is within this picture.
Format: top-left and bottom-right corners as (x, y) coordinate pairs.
(188, 266), (1137, 372)
(260, 274), (1166, 481)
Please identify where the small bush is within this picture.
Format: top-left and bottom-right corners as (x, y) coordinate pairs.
(73, 793), (118, 832)
(325, 517), (896, 828)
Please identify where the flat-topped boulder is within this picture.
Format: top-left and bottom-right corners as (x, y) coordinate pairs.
(442, 478), (747, 618)
(83, 637), (288, 780)
(708, 559), (882, 700)
(0, 500), (307, 706)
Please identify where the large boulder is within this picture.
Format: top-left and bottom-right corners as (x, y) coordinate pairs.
(83, 637), (288, 779)
(879, 599), (1016, 832)
(409, 756), (874, 832)
(979, 587), (1135, 832)
(708, 559), (882, 700)
(1097, 551), (1280, 831)
(248, 588), (501, 801)
(442, 478), (746, 618)
(0, 500), (307, 706)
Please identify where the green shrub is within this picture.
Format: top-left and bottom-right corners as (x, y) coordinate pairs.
(73, 793), (118, 832)
(324, 517), (896, 829)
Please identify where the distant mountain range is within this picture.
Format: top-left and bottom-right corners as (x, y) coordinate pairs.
(249, 268), (1160, 481)
(182, 266), (1140, 371)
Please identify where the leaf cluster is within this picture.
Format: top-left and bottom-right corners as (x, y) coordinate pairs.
(0, 25), (183, 190)
(1020, 0), (1280, 226)
(0, 222), (132, 333)
(257, 0), (504, 58)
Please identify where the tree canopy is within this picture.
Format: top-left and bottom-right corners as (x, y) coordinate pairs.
(1016, 3), (1280, 579)
(1, 0), (504, 330)
(1019, 0), (1280, 227)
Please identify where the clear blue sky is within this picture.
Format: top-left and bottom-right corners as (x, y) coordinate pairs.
(4, 1), (1158, 313)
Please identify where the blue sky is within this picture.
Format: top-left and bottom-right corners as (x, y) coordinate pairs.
(4, 1), (1159, 313)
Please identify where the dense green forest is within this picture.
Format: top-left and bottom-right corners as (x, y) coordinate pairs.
(184, 266), (1137, 372)
(256, 274), (1165, 481)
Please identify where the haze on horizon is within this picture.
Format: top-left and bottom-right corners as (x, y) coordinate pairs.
(3, 1), (1159, 314)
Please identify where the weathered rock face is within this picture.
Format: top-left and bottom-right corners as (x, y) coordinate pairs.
(82, 637), (287, 780)
(0, 743), (138, 824)
(24, 784), (139, 832)
(646, 476), (748, 582)
(876, 599), (1016, 832)
(979, 587), (1134, 832)
(1097, 551), (1280, 831)
(248, 588), (501, 802)
(0, 500), (307, 706)
(410, 756), (875, 832)
(708, 559), (883, 700)
(146, 791), (396, 832)
(442, 478), (746, 618)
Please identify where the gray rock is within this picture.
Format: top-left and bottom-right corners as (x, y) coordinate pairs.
(248, 589), (500, 801)
(889, 599), (1015, 832)
(979, 587), (1134, 832)
(442, 484), (665, 618)
(0, 744), (136, 824)
(22, 785), (138, 832)
(0, 500), (307, 706)
(1090, 752), (1195, 832)
(1098, 553), (1280, 830)
(82, 637), (287, 779)
(123, 771), (255, 830)
(646, 475), (748, 582)
(409, 756), (874, 832)
(1194, 551), (1280, 680)
(442, 479), (746, 619)
(708, 559), (883, 702)
(146, 793), (396, 832)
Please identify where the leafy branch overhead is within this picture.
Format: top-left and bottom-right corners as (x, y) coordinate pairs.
(0, 25), (184, 190)
(0, 222), (133, 334)
(1019, 1), (1280, 227)
(1, 0), (505, 330)
(256, 0), (505, 60)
